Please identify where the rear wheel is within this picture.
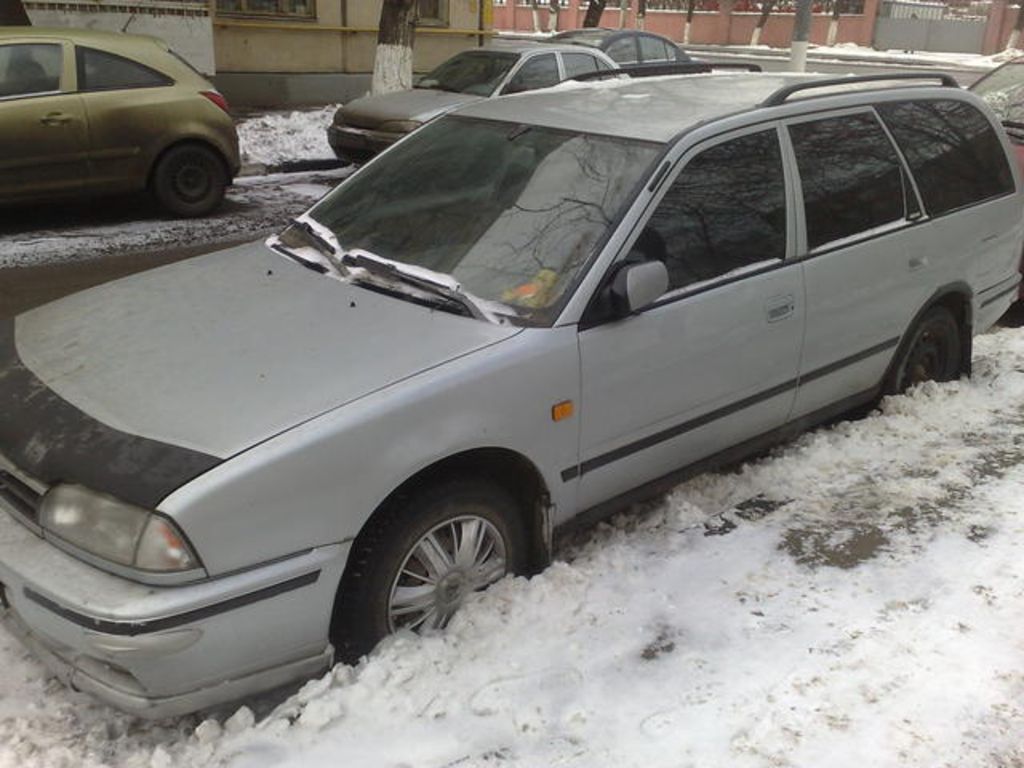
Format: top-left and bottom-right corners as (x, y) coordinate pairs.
(151, 144), (227, 217)
(887, 305), (962, 394)
(331, 478), (528, 663)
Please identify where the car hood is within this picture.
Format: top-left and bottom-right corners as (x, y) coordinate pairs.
(2, 242), (519, 504)
(339, 88), (484, 128)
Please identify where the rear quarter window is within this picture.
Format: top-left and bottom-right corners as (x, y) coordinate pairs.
(877, 99), (1014, 216)
(77, 47), (172, 92)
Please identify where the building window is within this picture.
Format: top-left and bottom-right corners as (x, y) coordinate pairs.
(216, 0), (315, 18)
(418, 0), (449, 25)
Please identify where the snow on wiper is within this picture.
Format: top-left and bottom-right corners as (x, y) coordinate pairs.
(340, 248), (494, 322)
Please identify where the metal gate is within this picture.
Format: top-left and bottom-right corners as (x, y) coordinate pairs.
(874, 0), (987, 54)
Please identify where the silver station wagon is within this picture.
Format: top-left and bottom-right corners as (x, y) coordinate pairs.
(1, 72), (1022, 718)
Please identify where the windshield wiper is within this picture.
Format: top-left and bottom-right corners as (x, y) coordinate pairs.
(341, 249), (490, 321)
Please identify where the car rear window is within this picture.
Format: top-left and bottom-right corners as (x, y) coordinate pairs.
(790, 112), (907, 251)
(877, 99), (1014, 216)
(77, 47), (172, 92)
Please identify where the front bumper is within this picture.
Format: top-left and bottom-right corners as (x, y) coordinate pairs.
(0, 467), (349, 718)
(326, 123), (404, 162)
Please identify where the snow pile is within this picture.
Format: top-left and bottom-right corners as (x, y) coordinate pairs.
(2, 326), (1024, 766)
(237, 106), (342, 168)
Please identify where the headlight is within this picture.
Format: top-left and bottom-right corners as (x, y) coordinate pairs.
(39, 485), (201, 573)
(378, 120), (422, 134)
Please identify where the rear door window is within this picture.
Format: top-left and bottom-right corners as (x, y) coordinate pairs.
(877, 99), (1014, 216)
(789, 112), (907, 251)
(605, 37), (638, 65)
(562, 52), (600, 79)
(639, 36), (670, 63)
(639, 128), (788, 292)
(0, 43), (62, 98)
(77, 47), (172, 92)
(504, 53), (560, 93)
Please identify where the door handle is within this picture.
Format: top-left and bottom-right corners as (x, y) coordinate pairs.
(39, 112), (72, 126)
(766, 294), (795, 323)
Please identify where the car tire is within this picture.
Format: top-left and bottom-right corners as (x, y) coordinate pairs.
(151, 143), (228, 218)
(886, 305), (962, 395)
(330, 478), (528, 663)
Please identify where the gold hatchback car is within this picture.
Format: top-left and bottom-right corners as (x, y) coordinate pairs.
(0, 27), (240, 217)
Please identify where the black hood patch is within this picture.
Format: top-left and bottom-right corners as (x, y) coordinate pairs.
(0, 317), (221, 509)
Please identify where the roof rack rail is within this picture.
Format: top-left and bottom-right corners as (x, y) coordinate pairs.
(760, 72), (959, 107)
(571, 61), (762, 83)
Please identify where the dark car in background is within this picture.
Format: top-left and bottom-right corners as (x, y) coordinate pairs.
(327, 43), (616, 164)
(549, 28), (691, 68)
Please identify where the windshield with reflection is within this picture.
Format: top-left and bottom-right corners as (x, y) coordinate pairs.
(971, 61), (1024, 123)
(416, 51), (520, 96)
(306, 117), (661, 325)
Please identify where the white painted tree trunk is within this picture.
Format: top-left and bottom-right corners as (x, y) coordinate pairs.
(638, 14), (645, 29)
(789, 39), (808, 71)
(371, 43), (414, 95)
(532, 8), (542, 32)
(750, 26), (762, 45)
(1009, 29), (1022, 50)
(826, 18), (839, 46)
(619, 0), (629, 28)
(548, 7), (559, 32)
(684, 20), (692, 43)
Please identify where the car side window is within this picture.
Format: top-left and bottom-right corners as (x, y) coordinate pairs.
(605, 38), (638, 65)
(0, 44), (61, 98)
(638, 128), (787, 292)
(77, 47), (172, 92)
(639, 36), (670, 63)
(562, 52), (600, 79)
(504, 53), (560, 94)
(789, 112), (906, 251)
(877, 99), (1014, 216)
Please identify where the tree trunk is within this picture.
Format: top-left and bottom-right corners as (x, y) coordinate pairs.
(583, 0), (607, 27)
(548, 0), (560, 32)
(684, 0), (696, 43)
(619, 0), (630, 29)
(530, 0), (542, 32)
(637, 0), (646, 29)
(751, 0), (774, 45)
(372, 0), (417, 95)
(0, 0), (31, 25)
(826, 0), (840, 45)
(1008, 5), (1024, 50)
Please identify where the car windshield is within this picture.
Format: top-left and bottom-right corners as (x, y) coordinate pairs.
(971, 61), (1024, 123)
(305, 117), (661, 325)
(416, 51), (520, 96)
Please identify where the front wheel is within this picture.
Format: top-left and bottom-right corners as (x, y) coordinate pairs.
(151, 144), (228, 218)
(331, 478), (528, 663)
(886, 305), (962, 395)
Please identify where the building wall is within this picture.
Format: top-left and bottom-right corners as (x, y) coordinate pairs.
(24, 0), (215, 73)
(213, 0), (490, 75)
(492, 2), (878, 48)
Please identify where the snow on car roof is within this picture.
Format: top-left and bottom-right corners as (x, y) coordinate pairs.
(451, 71), (918, 143)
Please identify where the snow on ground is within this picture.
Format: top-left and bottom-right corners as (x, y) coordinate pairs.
(0, 169), (351, 269)
(2, 325), (1024, 767)
(236, 106), (342, 168)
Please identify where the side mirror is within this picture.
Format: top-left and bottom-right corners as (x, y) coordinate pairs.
(609, 260), (668, 317)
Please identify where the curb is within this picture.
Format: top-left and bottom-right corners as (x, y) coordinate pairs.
(238, 158), (349, 178)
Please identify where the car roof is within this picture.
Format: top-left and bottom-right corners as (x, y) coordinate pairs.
(484, 39), (617, 56)
(452, 72), (963, 143)
(0, 26), (168, 56)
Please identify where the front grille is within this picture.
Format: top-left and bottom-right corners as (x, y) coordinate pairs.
(0, 470), (42, 524)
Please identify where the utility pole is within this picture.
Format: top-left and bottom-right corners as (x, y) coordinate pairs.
(790, 0), (812, 71)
